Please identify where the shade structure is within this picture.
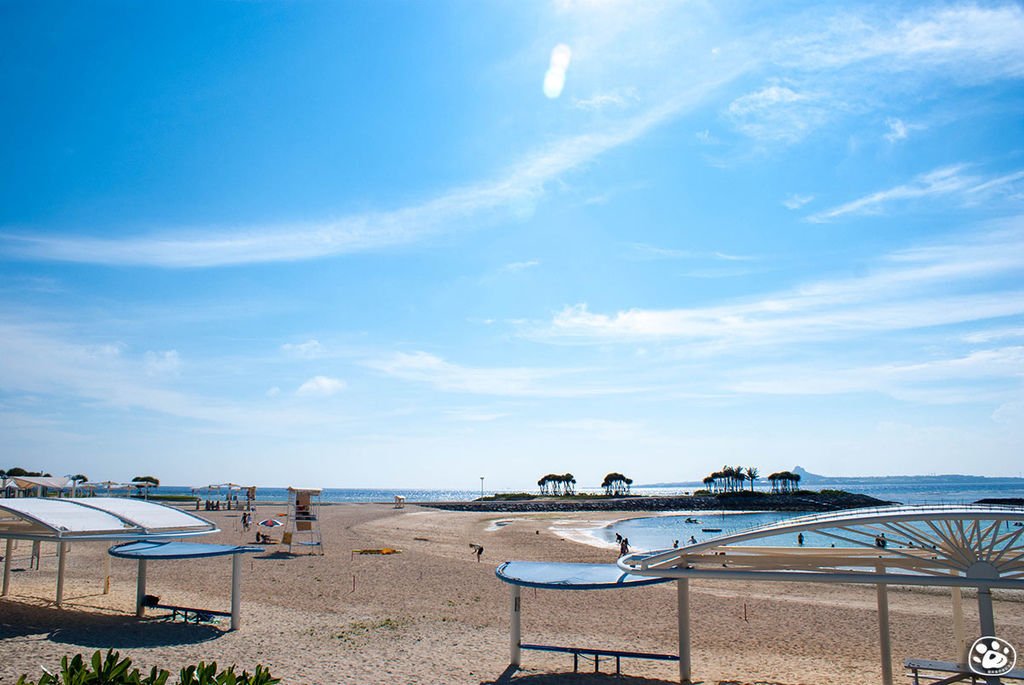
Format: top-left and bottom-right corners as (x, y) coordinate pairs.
(1, 497), (217, 607)
(497, 561), (671, 590)
(496, 561), (676, 676)
(0, 497), (216, 541)
(109, 541), (261, 631)
(109, 541), (260, 560)
(616, 504), (1024, 684)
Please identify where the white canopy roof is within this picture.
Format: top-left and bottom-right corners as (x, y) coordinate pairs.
(0, 497), (216, 541)
(10, 476), (72, 490)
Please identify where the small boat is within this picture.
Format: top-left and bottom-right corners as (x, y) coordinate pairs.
(701, 528), (722, 533)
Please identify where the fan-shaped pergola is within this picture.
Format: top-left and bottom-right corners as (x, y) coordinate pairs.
(616, 504), (1024, 684)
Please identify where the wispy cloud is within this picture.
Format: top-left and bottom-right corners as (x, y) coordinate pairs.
(627, 243), (756, 262)
(808, 165), (1024, 223)
(364, 351), (643, 397)
(573, 88), (638, 111)
(0, 71), (743, 268)
(782, 193), (814, 210)
(296, 375), (346, 397)
(727, 347), (1024, 405)
(534, 225), (1024, 348)
(501, 259), (540, 273)
(282, 340), (323, 359)
(726, 83), (830, 144)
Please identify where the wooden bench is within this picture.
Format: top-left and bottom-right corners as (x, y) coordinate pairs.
(906, 658), (1024, 684)
(520, 643), (678, 675)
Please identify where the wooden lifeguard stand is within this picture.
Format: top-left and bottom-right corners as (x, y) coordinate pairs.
(284, 487), (323, 555)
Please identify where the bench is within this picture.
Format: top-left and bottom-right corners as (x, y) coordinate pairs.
(520, 643), (679, 675)
(152, 604), (230, 625)
(905, 658), (1024, 684)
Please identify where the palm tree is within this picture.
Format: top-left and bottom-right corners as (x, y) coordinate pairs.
(746, 467), (759, 492)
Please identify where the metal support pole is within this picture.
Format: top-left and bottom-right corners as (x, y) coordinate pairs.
(230, 554), (242, 630)
(678, 579), (692, 683)
(876, 573), (893, 685)
(55, 542), (68, 607)
(951, 586), (966, 661)
(977, 586), (996, 637)
(31, 541), (40, 570)
(510, 585), (521, 668)
(135, 559), (147, 617)
(977, 586), (1001, 685)
(3, 538), (13, 596)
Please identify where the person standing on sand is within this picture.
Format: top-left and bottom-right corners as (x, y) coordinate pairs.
(619, 537), (629, 557)
(470, 543), (484, 561)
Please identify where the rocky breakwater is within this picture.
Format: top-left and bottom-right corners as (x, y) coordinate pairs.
(419, 490), (891, 514)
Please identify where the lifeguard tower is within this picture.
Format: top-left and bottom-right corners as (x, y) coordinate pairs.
(284, 487), (323, 555)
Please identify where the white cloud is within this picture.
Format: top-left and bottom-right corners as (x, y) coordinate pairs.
(266, 386), (281, 398)
(281, 339), (323, 358)
(627, 244), (755, 262)
(573, 88), (637, 111)
(365, 351), (642, 397)
(144, 350), (181, 377)
(296, 376), (346, 397)
(808, 165), (1024, 223)
(535, 225), (1024, 348)
(774, 5), (1024, 79)
(726, 83), (830, 143)
(501, 259), (540, 273)
(783, 193), (814, 210)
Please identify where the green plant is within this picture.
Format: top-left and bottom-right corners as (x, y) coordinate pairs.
(15, 651), (277, 685)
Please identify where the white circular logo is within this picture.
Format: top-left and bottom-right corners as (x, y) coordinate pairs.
(970, 636), (1017, 676)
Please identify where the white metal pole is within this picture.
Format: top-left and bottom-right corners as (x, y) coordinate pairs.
(135, 559), (147, 617)
(951, 586), (966, 661)
(230, 554), (242, 630)
(876, 570), (893, 685)
(510, 585), (521, 668)
(55, 542), (67, 607)
(2, 538), (12, 596)
(677, 579), (692, 683)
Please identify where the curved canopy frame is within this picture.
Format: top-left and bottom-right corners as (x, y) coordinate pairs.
(618, 504), (1024, 589)
(614, 504), (1024, 685)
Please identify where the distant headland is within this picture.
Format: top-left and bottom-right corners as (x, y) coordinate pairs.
(642, 465), (1024, 488)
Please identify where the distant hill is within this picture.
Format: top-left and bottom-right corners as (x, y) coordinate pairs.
(642, 465), (1024, 488)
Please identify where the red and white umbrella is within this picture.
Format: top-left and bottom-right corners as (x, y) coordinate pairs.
(258, 518), (283, 528)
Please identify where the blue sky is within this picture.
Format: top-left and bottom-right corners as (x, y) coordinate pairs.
(1, 1), (1023, 489)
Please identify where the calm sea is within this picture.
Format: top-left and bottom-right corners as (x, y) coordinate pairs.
(153, 476), (1024, 506)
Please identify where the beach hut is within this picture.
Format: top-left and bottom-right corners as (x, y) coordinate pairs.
(615, 504), (1024, 684)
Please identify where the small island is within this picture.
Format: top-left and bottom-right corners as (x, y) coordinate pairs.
(423, 467), (891, 513)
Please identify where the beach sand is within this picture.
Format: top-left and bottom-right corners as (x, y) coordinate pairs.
(1, 503), (1022, 684)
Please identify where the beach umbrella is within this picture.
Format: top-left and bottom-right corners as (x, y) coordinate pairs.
(258, 519), (283, 528)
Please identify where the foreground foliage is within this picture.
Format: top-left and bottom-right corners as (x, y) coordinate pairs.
(16, 651), (279, 685)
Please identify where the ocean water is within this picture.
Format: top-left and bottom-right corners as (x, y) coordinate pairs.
(151, 476), (1024, 505)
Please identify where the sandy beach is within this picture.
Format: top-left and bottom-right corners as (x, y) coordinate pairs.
(1, 503), (1022, 684)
